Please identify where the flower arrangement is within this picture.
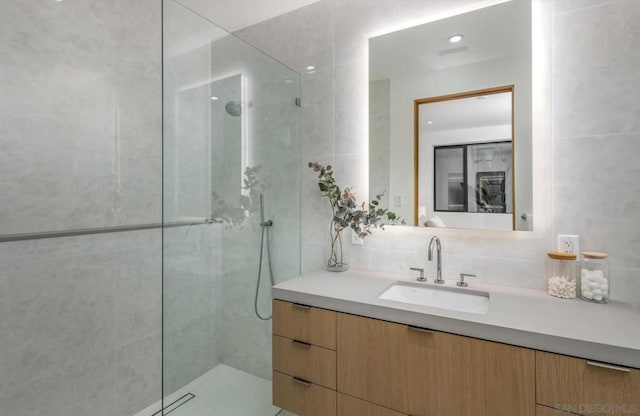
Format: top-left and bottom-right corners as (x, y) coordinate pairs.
(309, 162), (404, 271)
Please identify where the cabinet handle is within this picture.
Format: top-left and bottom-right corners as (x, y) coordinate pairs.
(408, 325), (435, 334)
(292, 377), (312, 387)
(292, 339), (311, 348)
(587, 361), (631, 373)
(292, 303), (311, 310)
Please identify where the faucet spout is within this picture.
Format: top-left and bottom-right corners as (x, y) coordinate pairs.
(428, 236), (444, 284)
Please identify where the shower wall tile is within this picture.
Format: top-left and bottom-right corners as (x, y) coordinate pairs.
(0, 0), (161, 235)
(115, 245), (163, 346)
(0, 251), (115, 392)
(163, 314), (219, 396)
(219, 268), (274, 380)
(162, 224), (222, 396)
(0, 228), (162, 416)
(0, 351), (115, 416)
(115, 334), (162, 416)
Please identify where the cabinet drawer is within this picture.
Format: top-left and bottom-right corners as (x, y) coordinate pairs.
(272, 300), (336, 350)
(536, 351), (640, 416)
(338, 393), (408, 416)
(273, 335), (336, 389)
(273, 371), (336, 416)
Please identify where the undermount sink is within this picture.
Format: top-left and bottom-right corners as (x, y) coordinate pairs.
(378, 282), (490, 315)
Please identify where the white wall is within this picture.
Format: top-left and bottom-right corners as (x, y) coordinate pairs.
(236, 0), (640, 304)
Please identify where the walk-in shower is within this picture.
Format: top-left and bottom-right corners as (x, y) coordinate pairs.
(0, 1), (299, 414)
(160, 1), (301, 415)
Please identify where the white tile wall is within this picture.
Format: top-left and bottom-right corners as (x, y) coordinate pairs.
(237, 0), (640, 304)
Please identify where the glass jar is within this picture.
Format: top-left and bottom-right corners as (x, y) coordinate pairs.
(546, 251), (578, 299)
(580, 252), (609, 303)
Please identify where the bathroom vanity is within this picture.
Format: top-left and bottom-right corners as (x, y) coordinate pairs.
(271, 270), (640, 416)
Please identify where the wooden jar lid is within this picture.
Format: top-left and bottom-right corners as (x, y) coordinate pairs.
(582, 251), (608, 259)
(547, 251), (577, 260)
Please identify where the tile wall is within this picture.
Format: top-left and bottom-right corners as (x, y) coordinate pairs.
(236, 0), (640, 304)
(0, 1), (164, 415)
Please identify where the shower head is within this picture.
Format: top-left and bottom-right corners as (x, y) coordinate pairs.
(224, 101), (242, 117)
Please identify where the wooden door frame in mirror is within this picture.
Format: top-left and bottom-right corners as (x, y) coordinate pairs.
(413, 85), (516, 228)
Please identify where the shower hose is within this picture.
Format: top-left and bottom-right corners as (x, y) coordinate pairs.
(255, 193), (275, 320)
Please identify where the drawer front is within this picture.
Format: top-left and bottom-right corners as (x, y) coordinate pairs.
(273, 371), (337, 416)
(273, 334), (336, 389)
(536, 351), (640, 416)
(338, 393), (408, 416)
(272, 300), (337, 350)
(537, 404), (580, 415)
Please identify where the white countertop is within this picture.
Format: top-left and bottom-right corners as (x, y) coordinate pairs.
(272, 269), (640, 369)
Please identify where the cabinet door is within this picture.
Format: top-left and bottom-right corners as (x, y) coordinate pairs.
(407, 328), (535, 416)
(536, 351), (640, 416)
(336, 313), (408, 413)
(337, 393), (408, 416)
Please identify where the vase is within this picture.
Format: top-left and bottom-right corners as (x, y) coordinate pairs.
(324, 220), (350, 272)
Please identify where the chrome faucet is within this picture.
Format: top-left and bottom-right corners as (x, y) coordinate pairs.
(428, 236), (444, 284)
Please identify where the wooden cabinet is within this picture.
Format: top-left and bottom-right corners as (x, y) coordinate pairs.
(272, 299), (638, 416)
(407, 326), (535, 416)
(336, 312), (535, 416)
(536, 351), (640, 416)
(337, 393), (408, 416)
(272, 300), (337, 415)
(337, 313), (408, 412)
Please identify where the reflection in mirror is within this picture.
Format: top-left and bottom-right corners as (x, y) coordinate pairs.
(369, 0), (532, 231)
(416, 87), (514, 230)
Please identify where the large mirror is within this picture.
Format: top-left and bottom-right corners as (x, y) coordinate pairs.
(369, 0), (533, 231)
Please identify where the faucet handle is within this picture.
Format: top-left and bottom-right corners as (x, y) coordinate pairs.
(410, 267), (426, 282)
(457, 273), (476, 287)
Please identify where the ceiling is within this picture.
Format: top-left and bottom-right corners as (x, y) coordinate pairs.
(419, 91), (512, 133)
(177, 0), (321, 32)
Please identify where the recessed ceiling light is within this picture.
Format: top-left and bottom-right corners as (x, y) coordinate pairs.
(447, 34), (464, 44)
(427, 121), (433, 125)
(284, 79), (293, 83)
(210, 96), (219, 101)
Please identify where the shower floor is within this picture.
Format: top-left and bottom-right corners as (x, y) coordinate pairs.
(135, 364), (281, 416)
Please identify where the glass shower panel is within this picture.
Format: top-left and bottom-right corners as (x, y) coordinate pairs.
(162, 1), (301, 415)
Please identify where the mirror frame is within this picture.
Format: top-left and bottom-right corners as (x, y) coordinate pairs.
(414, 85), (515, 228)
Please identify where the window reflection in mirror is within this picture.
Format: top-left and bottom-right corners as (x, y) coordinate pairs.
(418, 87), (514, 230)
